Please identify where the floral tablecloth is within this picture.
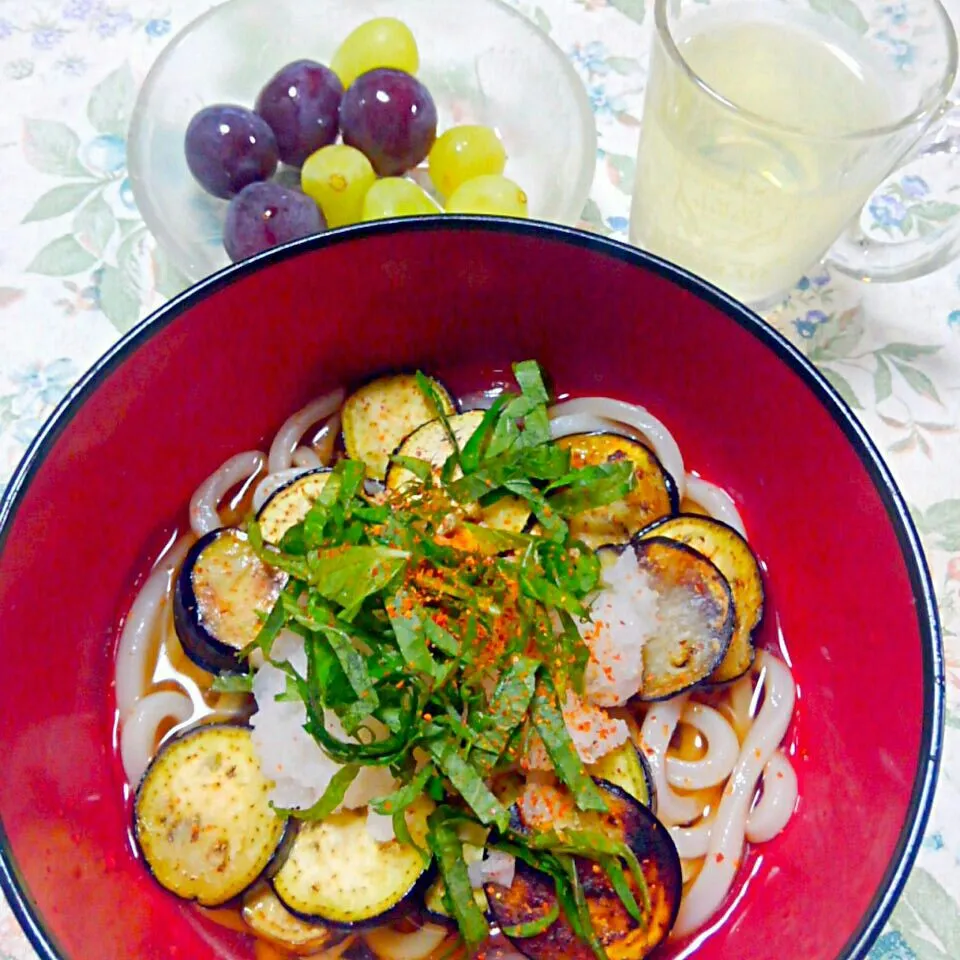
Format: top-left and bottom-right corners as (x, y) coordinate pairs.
(1, 0), (959, 957)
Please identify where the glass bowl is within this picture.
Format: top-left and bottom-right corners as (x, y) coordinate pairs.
(127, 0), (598, 282)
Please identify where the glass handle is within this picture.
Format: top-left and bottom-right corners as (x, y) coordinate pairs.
(827, 98), (960, 282)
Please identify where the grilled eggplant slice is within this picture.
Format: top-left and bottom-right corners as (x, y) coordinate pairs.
(134, 724), (288, 907)
(631, 537), (734, 701)
(272, 797), (435, 928)
(386, 410), (530, 533)
(343, 373), (456, 480)
(257, 468), (332, 544)
(638, 514), (763, 684)
(423, 842), (488, 923)
(385, 410), (482, 491)
(173, 528), (286, 673)
(424, 880), (486, 927)
(489, 781), (682, 960)
(596, 540), (732, 700)
(243, 882), (345, 954)
(587, 740), (656, 814)
(423, 879), (457, 925)
(554, 433), (677, 549)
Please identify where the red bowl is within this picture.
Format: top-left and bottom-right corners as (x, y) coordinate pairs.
(0, 219), (943, 960)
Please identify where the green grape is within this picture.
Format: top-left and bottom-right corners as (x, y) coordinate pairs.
(428, 125), (507, 200)
(301, 144), (376, 227)
(331, 17), (419, 89)
(445, 175), (529, 218)
(361, 178), (440, 221)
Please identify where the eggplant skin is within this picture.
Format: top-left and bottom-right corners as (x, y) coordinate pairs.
(262, 814), (298, 880)
(134, 723), (289, 908)
(637, 514), (764, 684)
(554, 433), (677, 549)
(630, 537), (734, 701)
(488, 781), (682, 960)
(173, 527), (285, 674)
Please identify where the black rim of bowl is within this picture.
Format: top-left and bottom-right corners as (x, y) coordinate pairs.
(0, 217), (944, 960)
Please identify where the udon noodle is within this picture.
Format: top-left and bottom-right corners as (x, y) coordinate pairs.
(117, 389), (348, 783)
(115, 381), (798, 957)
(267, 389), (344, 474)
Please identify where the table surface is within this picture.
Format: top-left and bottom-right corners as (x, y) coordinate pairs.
(1, 0), (959, 957)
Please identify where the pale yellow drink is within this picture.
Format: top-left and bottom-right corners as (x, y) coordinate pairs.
(630, 10), (903, 305)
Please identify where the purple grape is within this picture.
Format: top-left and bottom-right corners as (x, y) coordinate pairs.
(184, 104), (279, 199)
(339, 68), (438, 177)
(255, 60), (344, 168)
(223, 181), (325, 261)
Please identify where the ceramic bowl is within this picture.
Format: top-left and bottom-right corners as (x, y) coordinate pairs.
(0, 219), (942, 960)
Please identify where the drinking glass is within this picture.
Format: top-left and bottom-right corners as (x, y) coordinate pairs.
(628, 0), (959, 307)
